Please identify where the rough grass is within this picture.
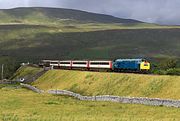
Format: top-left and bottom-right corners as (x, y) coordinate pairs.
(1, 26), (180, 60)
(11, 66), (43, 80)
(33, 69), (180, 99)
(0, 87), (180, 121)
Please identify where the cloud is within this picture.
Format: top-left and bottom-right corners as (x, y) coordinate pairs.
(0, 0), (29, 8)
(0, 0), (180, 25)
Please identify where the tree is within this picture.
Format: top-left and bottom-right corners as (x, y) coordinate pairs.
(159, 58), (178, 70)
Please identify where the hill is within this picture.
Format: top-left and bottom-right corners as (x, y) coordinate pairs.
(0, 7), (180, 78)
(0, 7), (141, 24)
(32, 69), (180, 100)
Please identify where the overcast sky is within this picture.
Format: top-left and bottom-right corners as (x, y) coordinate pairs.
(0, 0), (180, 25)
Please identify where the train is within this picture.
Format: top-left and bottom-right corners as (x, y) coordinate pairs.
(40, 58), (150, 73)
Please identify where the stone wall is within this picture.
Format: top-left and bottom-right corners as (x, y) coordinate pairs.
(21, 83), (44, 93)
(21, 83), (180, 108)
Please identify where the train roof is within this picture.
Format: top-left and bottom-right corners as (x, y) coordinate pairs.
(115, 59), (145, 62)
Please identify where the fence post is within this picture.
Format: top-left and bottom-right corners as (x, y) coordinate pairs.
(1, 64), (4, 80)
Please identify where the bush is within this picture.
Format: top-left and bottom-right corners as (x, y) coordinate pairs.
(166, 68), (180, 75)
(152, 68), (180, 75)
(159, 58), (178, 70)
(152, 69), (167, 75)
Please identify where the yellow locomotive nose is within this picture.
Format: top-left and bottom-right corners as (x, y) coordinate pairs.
(140, 61), (150, 70)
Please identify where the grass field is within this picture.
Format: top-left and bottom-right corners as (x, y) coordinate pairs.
(0, 85), (180, 121)
(33, 69), (180, 100)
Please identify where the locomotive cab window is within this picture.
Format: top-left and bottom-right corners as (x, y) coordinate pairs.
(144, 63), (148, 66)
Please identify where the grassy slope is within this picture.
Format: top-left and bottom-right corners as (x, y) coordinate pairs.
(11, 66), (43, 80)
(33, 69), (180, 100)
(0, 87), (180, 121)
(1, 27), (180, 60)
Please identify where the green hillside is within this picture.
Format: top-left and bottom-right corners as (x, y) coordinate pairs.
(33, 69), (180, 100)
(1, 26), (180, 60)
(0, 7), (180, 78)
(0, 7), (141, 24)
(11, 66), (43, 80)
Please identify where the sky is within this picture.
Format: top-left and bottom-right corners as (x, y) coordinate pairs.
(0, 0), (180, 25)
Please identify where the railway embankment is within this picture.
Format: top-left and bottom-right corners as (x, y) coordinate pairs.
(32, 69), (180, 100)
(13, 66), (180, 101)
(11, 65), (46, 83)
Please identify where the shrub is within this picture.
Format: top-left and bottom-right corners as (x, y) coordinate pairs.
(152, 69), (167, 75)
(166, 68), (180, 75)
(159, 58), (178, 70)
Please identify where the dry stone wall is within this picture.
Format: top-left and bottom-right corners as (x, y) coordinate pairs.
(21, 83), (44, 93)
(21, 83), (180, 108)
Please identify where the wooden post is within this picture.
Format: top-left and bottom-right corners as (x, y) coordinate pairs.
(1, 64), (4, 80)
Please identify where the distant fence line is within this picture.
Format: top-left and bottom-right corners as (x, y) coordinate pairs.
(20, 83), (180, 108)
(0, 80), (17, 84)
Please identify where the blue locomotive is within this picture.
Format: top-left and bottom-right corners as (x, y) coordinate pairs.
(113, 59), (150, 72)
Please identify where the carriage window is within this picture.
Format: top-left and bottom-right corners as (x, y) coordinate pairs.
(73, 62), (87, 65)
(60, 62), (70, 64)
(90, 62), (109, 65)
(51, 62), (58, 64)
